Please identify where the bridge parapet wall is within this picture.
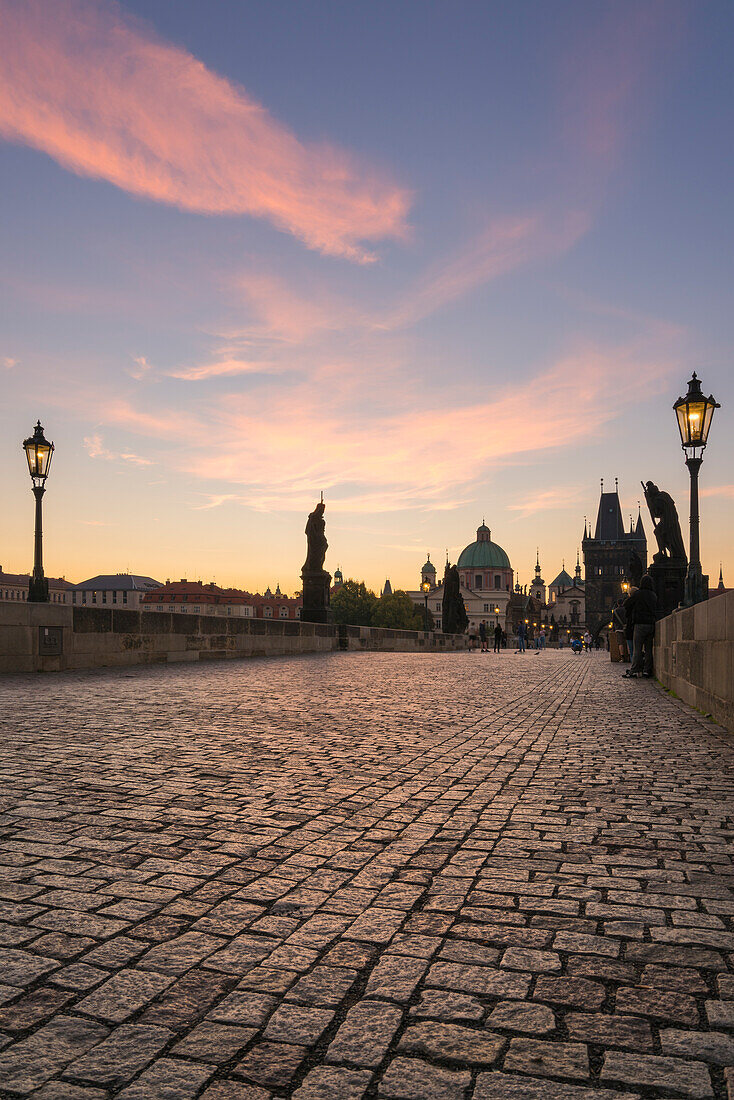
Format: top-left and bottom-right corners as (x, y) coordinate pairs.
(0, 603), (468, 673)
(655, 589), (734, 732)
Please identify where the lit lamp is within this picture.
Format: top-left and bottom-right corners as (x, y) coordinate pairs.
(420, 579), (431, 631)
(621, 581), (629, 595)
(673, 373), (720, 605)
(23, 421), (55, 602)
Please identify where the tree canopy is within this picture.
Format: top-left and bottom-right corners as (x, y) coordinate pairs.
(331, 579), (378, 626)
(373, 589), (433, 631)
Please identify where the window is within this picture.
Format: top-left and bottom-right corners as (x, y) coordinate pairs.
(484, 604), (489, 612)
(122, 591), (128, 604)
(112, 591), (117, 604)
(475, 575), (482, 589)
(435, 602), (441, 611)
(193, 606), (200, 613)
(81, 592), (87, 604)
(279, 606), (289, 618)
(91, 591), (97, 604)
(102, 591), (107, 604)
(264, 606), (273, 618)
(495, 575), (501, 588)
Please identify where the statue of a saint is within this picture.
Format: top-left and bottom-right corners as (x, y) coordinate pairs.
(303, 500), (328, 573)
(642, 481), (687, 562)
(442, 563), (469, 635)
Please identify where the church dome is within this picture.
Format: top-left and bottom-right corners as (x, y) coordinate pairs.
(422, 556), (436, 574)
(550, 568), (573, 589)
(457, 524), (511, 570)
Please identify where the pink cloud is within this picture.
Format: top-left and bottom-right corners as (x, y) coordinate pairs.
(701, 485), (734, 500)
(169, 357), (285, 381)
(381, 211), (590, 330)
(84, 431), (152, 466)
(0, 0), (410, 261)
(84, 339), (676, 514)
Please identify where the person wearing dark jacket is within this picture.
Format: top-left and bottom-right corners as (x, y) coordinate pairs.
(493, 623), (503, 653)
(623, 574), (657, 677)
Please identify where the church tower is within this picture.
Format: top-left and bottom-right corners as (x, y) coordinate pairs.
(421, 554), (437, 589)
(530, 550), (546, 604)
(582, 478), (647, 633)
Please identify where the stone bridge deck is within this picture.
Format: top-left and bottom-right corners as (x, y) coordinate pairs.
(0, 650), (732, 1100)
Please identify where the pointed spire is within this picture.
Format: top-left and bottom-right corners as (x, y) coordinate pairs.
(615, 476), (619, 493)
(718, 563), (725, 592)
(583, 515), (588, 540)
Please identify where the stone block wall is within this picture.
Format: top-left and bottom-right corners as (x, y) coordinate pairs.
(0, 604), (468, 673)
(655, 589), (734, 732)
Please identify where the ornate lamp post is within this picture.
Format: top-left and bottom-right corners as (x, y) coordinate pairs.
(23, 421), (55, 603)
(673, 373), (720, 606)
(420, 579), (431, 631)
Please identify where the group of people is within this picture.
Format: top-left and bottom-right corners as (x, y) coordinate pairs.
(613, 574), (657, 678)
(478, 621), (505, 652)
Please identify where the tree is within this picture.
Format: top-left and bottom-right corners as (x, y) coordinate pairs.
(373, 590), (433, 631)
(331, 579), (378, 626)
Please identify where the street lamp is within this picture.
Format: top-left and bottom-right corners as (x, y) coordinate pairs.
(673, 373), (720, 605)
(23, 420), (54, 603)
(420, 579), (431, 631)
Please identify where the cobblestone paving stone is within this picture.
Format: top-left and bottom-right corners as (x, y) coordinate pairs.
(0, 650), (732, 1099)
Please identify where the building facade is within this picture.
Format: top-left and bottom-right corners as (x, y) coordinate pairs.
(0, 566), (71, 604)
(141, 580), (302, 619)
(583, 482), (646, 634)
(71, 574), (162, 609)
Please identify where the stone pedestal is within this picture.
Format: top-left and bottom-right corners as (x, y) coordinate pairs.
(649, 558), (687, 617)
(300, 570), (332, 624)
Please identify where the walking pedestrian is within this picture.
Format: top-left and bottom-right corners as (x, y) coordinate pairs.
(493, 623), (503, 653)
(623, 574), (657, 678)
(583, 630), (592, 653)
(538, 627), (546, 650)
(612, 599), (628, 662)
(479, 620), (487, 652)
(516, 621), (526, 653)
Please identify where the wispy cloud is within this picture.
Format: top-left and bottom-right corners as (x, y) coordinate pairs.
(0, 0), (410, 261)
(508, 487), (585, 520)
(128, 355), (153, 381)
(86, 338), (676, 513)
(190, 493), (241, 510)
(2, 356), (17, 368)
(169, 357), (286, 382)
(701, 485), (734, 500)
(84, 432), (152, 467)
(381, 211), (590, 330)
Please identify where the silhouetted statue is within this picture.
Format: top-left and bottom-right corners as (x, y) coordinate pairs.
(642, 481), (687, 562)
(301, 499), (331, 624)
(629, 549), (644, 588)
(303, 500), (328, 573)
(442, 563), (469, 635)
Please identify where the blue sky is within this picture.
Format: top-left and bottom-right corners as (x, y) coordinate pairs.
(1, 0), (731, 591)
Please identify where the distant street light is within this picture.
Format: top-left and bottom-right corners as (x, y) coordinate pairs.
(673, 373), (720, 605)
(23, 420), (54, 603)
(420, 579), (431, 631)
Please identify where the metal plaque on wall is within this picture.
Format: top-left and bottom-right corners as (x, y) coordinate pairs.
(39, 626), (63, 656)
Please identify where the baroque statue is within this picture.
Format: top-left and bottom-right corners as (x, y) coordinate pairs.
(642, 480), (687, 563)
(303, 499), (328, 574)
(442, 563), (469, 635)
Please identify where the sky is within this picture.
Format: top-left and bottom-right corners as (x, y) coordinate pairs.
(1, 0), (732, 594)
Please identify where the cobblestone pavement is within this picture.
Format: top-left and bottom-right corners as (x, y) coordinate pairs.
(0, 650), (732, 1100)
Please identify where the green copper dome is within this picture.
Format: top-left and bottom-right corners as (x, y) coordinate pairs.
(457, 524), (511, 570)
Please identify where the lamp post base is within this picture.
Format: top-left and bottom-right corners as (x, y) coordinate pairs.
(28, 575), (49, 603)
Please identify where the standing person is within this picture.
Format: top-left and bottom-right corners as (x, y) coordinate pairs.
(583, 630), (592, 653)
(623, 574), (658, 678)
(516, 621), (526, 653)
(493, 622), (503, 653)
(538, 627), (546, 650)
(612, 599), (628, 662)
(479, 620), (487, 653)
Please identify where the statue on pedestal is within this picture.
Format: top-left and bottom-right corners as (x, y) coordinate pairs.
(442, 563), (468, 635)
(301, 497), (331, 624)
(642, 480), (687, 616)
(642, 481), (687, 562)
